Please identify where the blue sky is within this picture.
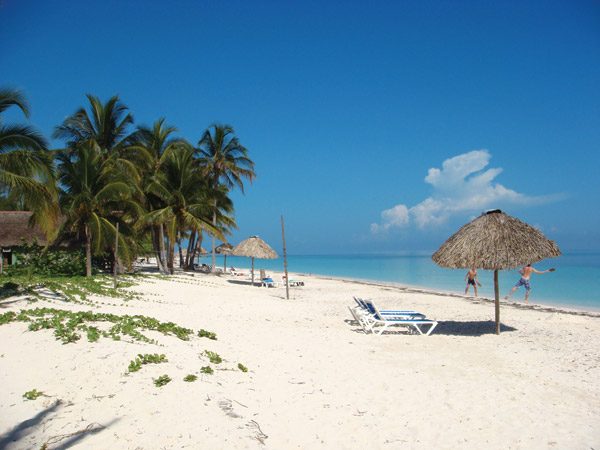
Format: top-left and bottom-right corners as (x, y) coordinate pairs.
(2, 0), (599, 254)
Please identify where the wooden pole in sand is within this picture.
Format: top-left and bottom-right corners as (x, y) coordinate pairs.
(113, 222), (119, 289)
(494, 269), (500, 334)
(0, 247), (3, 274)
(281, 215), (289, 300)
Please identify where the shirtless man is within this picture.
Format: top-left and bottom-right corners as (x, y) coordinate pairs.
(464, 267), (481, 297)
(505, 264), (554, 303)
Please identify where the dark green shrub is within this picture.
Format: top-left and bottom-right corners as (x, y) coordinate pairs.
(9, 242), (86, 276)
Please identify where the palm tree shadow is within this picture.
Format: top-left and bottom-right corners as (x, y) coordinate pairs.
(0, 400), (118, 450)
(0, 399), (63, 449)
(50, 418), (119, 450)
(434, 320), (517, 336)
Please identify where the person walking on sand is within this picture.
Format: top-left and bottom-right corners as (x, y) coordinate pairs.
(464, 267), (482, 297)
(505, 263), (555, 304)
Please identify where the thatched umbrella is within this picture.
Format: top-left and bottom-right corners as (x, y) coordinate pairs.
(432, 209), (561, 334)
(231, 236), (278, 284)
(215, 243), (233, 272)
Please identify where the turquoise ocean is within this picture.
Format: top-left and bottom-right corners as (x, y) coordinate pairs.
(198, 252), (600, 312)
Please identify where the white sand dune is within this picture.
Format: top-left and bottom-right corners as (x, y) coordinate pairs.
(1, 271), (599, 449)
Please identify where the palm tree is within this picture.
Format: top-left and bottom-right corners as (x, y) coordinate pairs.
(146, 145), (222, 274)
(0, 87), (57, 236)
(53, 94), (134, 156)
(196, 124), (255, 270)
(57, 142), (139, 276)
(126, 118), (188, 273)
(184, 181), (236, 269)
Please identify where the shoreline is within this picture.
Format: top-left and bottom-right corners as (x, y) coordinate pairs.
(220, 265), (600, 317)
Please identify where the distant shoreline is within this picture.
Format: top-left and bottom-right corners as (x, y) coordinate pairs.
(239, 266), (600, 317)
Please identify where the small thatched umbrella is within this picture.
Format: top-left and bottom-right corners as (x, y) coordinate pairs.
(432, 209), (561, 334)
(215, 243), (233, 272)
(231, 236), (278, 284)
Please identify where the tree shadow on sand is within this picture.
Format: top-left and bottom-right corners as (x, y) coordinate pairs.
(0, 400), (118, 450)
(227, 279), (261, 287)
(344, 319), (517, 336)
(433, 320), (517, 336)
(0, 400), (63, 449)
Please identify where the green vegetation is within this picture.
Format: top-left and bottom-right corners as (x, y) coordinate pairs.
(1, 89), (256, 276)
(0, 88), (57, 237)
(23, 389), (44, 400)
(237, 363), (248, 373)
(204, 350), (222, 364)
(6, 242), (86, 276)
(0, 274), (139, 304)
(200, 366), (213, 375)
(197, 329), (217, 340)
(128, 353), (168, 373)
(183, 374), (198, 382)
(0, 308), (195, 344)
(153, 374), (171, 387)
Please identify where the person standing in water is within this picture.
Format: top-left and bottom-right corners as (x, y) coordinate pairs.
(464, 267), (481, 297)
(505, 264), (555, 304)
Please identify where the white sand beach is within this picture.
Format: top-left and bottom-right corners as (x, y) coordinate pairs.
(1, 270), (599, 449)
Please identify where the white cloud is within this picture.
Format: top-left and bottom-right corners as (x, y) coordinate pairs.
(370, 204), (409, 233)
(371, 149), (562, 233)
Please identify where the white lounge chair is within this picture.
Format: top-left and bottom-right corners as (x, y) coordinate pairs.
(364, 301), (438, 336)
(261, 277), (276, 287)
(354, 297), (424, 318)
(230, 267), (247, 277)
(347, 306), (372, 334)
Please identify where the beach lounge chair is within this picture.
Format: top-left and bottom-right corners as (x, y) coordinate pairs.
(362, 301), (438, 336)
(354, 297), (424, 318)
(230, 267), (247, 277)
(261, 277), (276, 287)
(347, 306), (372, 333)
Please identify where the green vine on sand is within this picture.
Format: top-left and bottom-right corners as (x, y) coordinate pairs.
(0, 308), (198, 344)
(153, 375), (171, 387)
(128, 353), (168, 373)
(200, 366), (214, 375)
(204, 350), (222, 364)
(23, 389), (44, 400)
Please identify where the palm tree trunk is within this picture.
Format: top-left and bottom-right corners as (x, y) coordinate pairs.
(168, 238), (175, 275)
(186, 230), (196, 269)
(85, 224), (92, 277)
(177, 231), (184, 268)
(158, 224), (168, 274)
(211, 207), (217, 272)
(152, 227), (165, 273)
(195, 231), (204, 267)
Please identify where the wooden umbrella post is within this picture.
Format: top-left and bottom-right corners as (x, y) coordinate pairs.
(494, 269), (500, 334)
(251, 257), (255, 285)
(281, 215), (289, 300)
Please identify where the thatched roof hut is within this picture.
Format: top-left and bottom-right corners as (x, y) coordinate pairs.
(433, 209), (561, 334)
(215, 243), (233, 254)
(231, 236), (278, 284)
(432, 210), (561, 270)
(0, 211), (46, 247)
(215, 243), (233, 272)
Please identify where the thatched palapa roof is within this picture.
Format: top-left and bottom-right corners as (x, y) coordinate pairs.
(215, 243), (233, 255)
(231, 236), (278, 259)
(0, 211), (47, 247)
(432, 210), (561, 270)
